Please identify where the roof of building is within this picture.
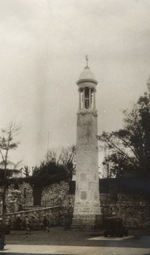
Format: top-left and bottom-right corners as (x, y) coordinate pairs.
(0, 160), (21, 171)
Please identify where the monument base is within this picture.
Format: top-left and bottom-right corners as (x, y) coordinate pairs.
(72, 213), (102, 229)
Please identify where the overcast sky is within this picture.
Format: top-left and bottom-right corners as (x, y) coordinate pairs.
(0, 0), (150, 167)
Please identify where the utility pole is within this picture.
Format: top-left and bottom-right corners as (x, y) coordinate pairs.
(2, 162), (7, 244)
(47, 132), (49, 161)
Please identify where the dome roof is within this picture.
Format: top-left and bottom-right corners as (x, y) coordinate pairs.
(77, 66), (98, 85)
(79, 66), (95, 80)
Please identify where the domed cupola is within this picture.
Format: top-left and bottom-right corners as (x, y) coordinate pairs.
(77, 66), (97, 85)
(76, 56), (98, 112)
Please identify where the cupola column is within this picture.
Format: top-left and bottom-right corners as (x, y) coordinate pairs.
(83, 88), (85, 109)
(89, 88), (91, 109)
(93, 89), (96, 110)
(79, 89), (81, 110)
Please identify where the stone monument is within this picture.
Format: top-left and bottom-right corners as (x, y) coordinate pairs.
(72, 56), (101, 228)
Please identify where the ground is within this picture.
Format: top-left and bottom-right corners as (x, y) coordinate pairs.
(1, 227), (150, 254)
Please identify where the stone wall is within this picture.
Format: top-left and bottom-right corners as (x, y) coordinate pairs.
(19, 182), (33, 208)
(7, 206), (60, 229)
(1, 179), (150, 229)
(99, 177), (150, 229)
(41, 181), (74, 225)
(0, 181), (74, 227)
(5, 185), (22, 213)
(41, 182), (73, 208)
(100, 193), (150, 229)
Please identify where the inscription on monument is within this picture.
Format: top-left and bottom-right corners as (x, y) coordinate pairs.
(80, 173), (86, 181)
(81, 191), (87, 200)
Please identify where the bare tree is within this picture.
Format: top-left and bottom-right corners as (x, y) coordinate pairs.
(23, 165), (30, 177)
(0, 122), (21, 242)
(46, 145), (76, 175)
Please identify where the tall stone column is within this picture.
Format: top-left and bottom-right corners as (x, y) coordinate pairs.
(72, 58), (101, 228)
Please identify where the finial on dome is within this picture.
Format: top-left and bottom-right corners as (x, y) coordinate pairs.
(85, 55), (89, 67)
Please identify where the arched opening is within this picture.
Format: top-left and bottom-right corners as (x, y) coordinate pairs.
(85, 87), (89, 109)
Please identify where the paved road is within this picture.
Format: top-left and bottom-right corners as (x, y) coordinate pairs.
(1, 228), (150, 254)
(1, 243), (150, 255)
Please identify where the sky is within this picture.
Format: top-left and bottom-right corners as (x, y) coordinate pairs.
(0, 0), (150, 167)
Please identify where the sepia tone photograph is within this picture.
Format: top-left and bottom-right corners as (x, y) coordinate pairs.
(0, 0), (150, 254)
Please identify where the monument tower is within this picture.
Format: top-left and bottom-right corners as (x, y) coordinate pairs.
(72, 56), (101, 228)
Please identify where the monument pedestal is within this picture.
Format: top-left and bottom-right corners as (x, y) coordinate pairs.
(72, 187), (101, 228)
(72, 213), (102, 229)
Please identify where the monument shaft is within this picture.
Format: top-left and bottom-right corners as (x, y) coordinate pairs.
(72, 61), (101, 228)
